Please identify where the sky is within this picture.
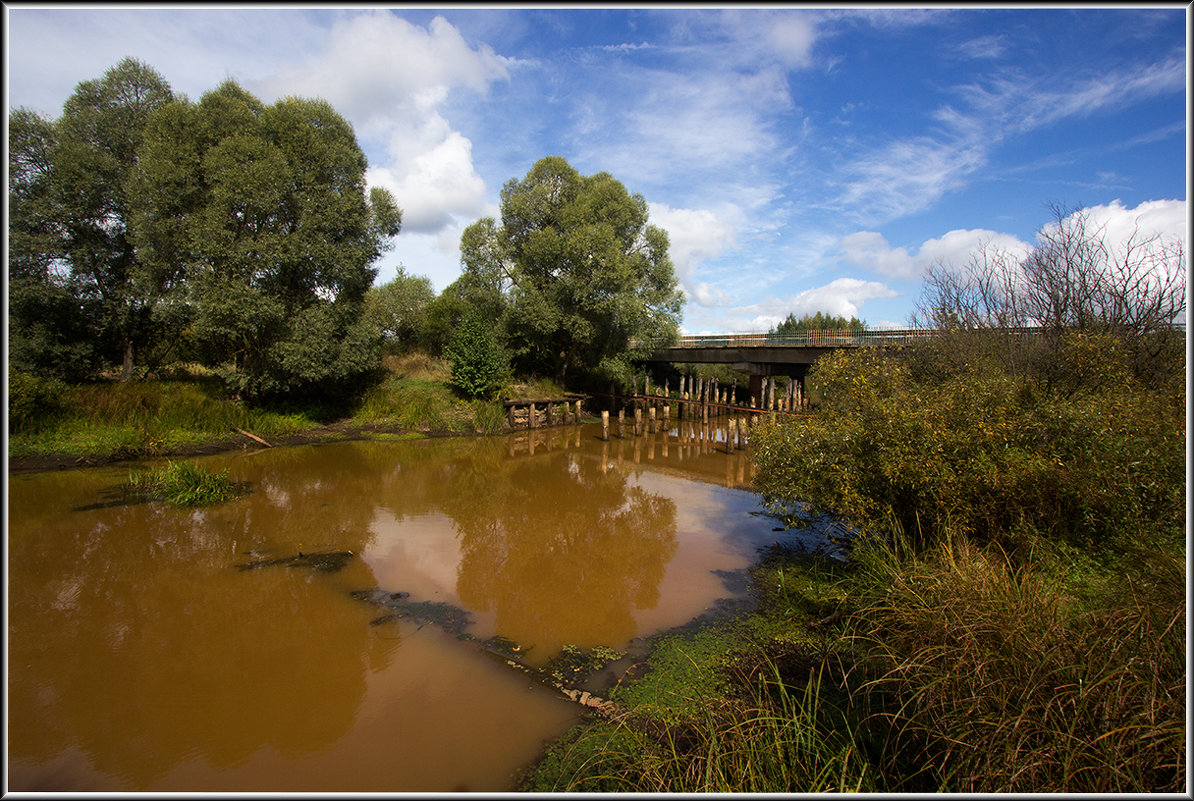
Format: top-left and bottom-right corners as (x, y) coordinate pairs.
(5, 5), (1188, 332)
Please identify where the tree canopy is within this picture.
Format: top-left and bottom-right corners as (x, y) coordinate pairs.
(458, 156), (683, 383)
(131, 79), (402, 398)
(771, 311), (867, 334)
(47, 58), (176, 379)
(9, 59), (402, 399)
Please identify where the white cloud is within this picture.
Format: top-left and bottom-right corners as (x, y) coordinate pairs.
(832, 53), (1185, 226)
(366, 130), (488, 234)
(1060, 198), (1187, 253)
(251, 12), (509, 239)
(648, 203), (738, 304)
(253, 12), (508, 136)
(841, 228), (1031, 280)
(713, 278), (900, 332)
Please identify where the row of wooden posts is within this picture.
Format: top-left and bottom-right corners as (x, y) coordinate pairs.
(623, 373), (807, 418)
(504, 397), (586, 430)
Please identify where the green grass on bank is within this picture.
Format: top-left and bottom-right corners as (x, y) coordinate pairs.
(8, 370), (320, 460)
(9, 352), (589, 461)
(519, 527), (1185, 794)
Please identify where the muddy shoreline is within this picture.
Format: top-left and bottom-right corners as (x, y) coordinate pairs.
(6, 420), (471, 473)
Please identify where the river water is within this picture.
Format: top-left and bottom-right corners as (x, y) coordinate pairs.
(8, 420), (796, 792)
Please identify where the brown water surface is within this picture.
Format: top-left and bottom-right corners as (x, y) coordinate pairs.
(8, 421), (786, 792)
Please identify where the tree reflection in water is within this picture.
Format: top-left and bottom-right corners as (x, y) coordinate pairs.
(449, 443), (679, 659)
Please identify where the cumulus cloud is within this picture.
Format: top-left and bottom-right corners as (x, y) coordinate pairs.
(840, 199), (1186, 291)
(1056, 198), (1187, 253)
(254, 12), (509, 135)
(717, 277), (900, 332)
(841, 228), (1031, 280)
(252, 12), (509, 237)
(648, 203), (738, 306)
(366, 130), (488, 234)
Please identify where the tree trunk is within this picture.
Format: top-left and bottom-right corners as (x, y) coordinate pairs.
(121, 340), (134, 381)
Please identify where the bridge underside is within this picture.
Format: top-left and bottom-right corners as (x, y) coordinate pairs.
(636, 345), (847, 375)
(635, 344), (853, 401)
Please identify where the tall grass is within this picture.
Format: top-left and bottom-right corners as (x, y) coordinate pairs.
(124, 460), (237, 506)
(847, 527), (1186, 793)
(523, 651), (871, 793)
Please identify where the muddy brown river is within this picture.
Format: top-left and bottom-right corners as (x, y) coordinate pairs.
(7, 420), (803, 792)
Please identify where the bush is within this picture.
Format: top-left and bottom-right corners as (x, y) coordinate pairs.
(444, 314), (509, 399)
(8, 371), (71, 434)
(752, 336), (1185, 552)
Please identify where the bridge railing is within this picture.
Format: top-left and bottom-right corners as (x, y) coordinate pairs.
(631, 328), (939, 349)
(631, 323), (1184, 351)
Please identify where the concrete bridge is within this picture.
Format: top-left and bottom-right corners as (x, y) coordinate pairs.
(631, 328), (935, 398)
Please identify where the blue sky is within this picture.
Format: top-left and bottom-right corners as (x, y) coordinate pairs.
(6, 6), (1188, 332)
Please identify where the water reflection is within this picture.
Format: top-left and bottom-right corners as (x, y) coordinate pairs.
(452, 448), (678, 658)
(8, 476), (389, 789)
(8, 420), (781, 791)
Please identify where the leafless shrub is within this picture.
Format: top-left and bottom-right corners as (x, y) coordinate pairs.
(913, 204), (1186, 388)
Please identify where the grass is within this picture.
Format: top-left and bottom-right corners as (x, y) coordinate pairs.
(846, 527), (1186, 793)
(8, 351), (538, 462)
(8, 376), (318, 460)
(520, 525), (1185, 794)
(124, 460), (237, 506)
(522, 638), (870, 793)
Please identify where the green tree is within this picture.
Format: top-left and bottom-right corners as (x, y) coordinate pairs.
(362, 267), (436, 352)
(132, 80), (402, 399)
(460, 156), (683, 382)
(51, 57), (176, 379)
(444, 313), (509, 398)
(8, 108), (103, 380)
(771, 311), (866, 334)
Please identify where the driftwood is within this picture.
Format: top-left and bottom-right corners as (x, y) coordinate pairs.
(234, 428), (272, 447)
(808, 607), (846, 628)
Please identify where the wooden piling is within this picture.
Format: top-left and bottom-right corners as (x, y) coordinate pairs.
(618, 408), (625, 438)
(725, 417), (736, 453)
(601, 410), (609, 440)
(648, 405), (656, 434)
(529, 402), (538, 429)
(634, 406), (642, 436)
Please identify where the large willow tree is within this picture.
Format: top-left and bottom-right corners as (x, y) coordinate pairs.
(132, 80), (401, 399)
(459, 156), (683, 382)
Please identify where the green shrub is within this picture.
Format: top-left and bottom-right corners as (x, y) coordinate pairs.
(752, 337), (1185, 552)
(444, 314), (509, 399)
(8, 371), (71, 434)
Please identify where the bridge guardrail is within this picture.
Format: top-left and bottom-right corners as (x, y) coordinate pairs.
(630, 323), (1185, 351)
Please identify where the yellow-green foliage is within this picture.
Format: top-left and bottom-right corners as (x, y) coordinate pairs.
(753, 334), (1185, 551)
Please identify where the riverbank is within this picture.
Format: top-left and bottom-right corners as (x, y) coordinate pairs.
(7, 353), (585, 472)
